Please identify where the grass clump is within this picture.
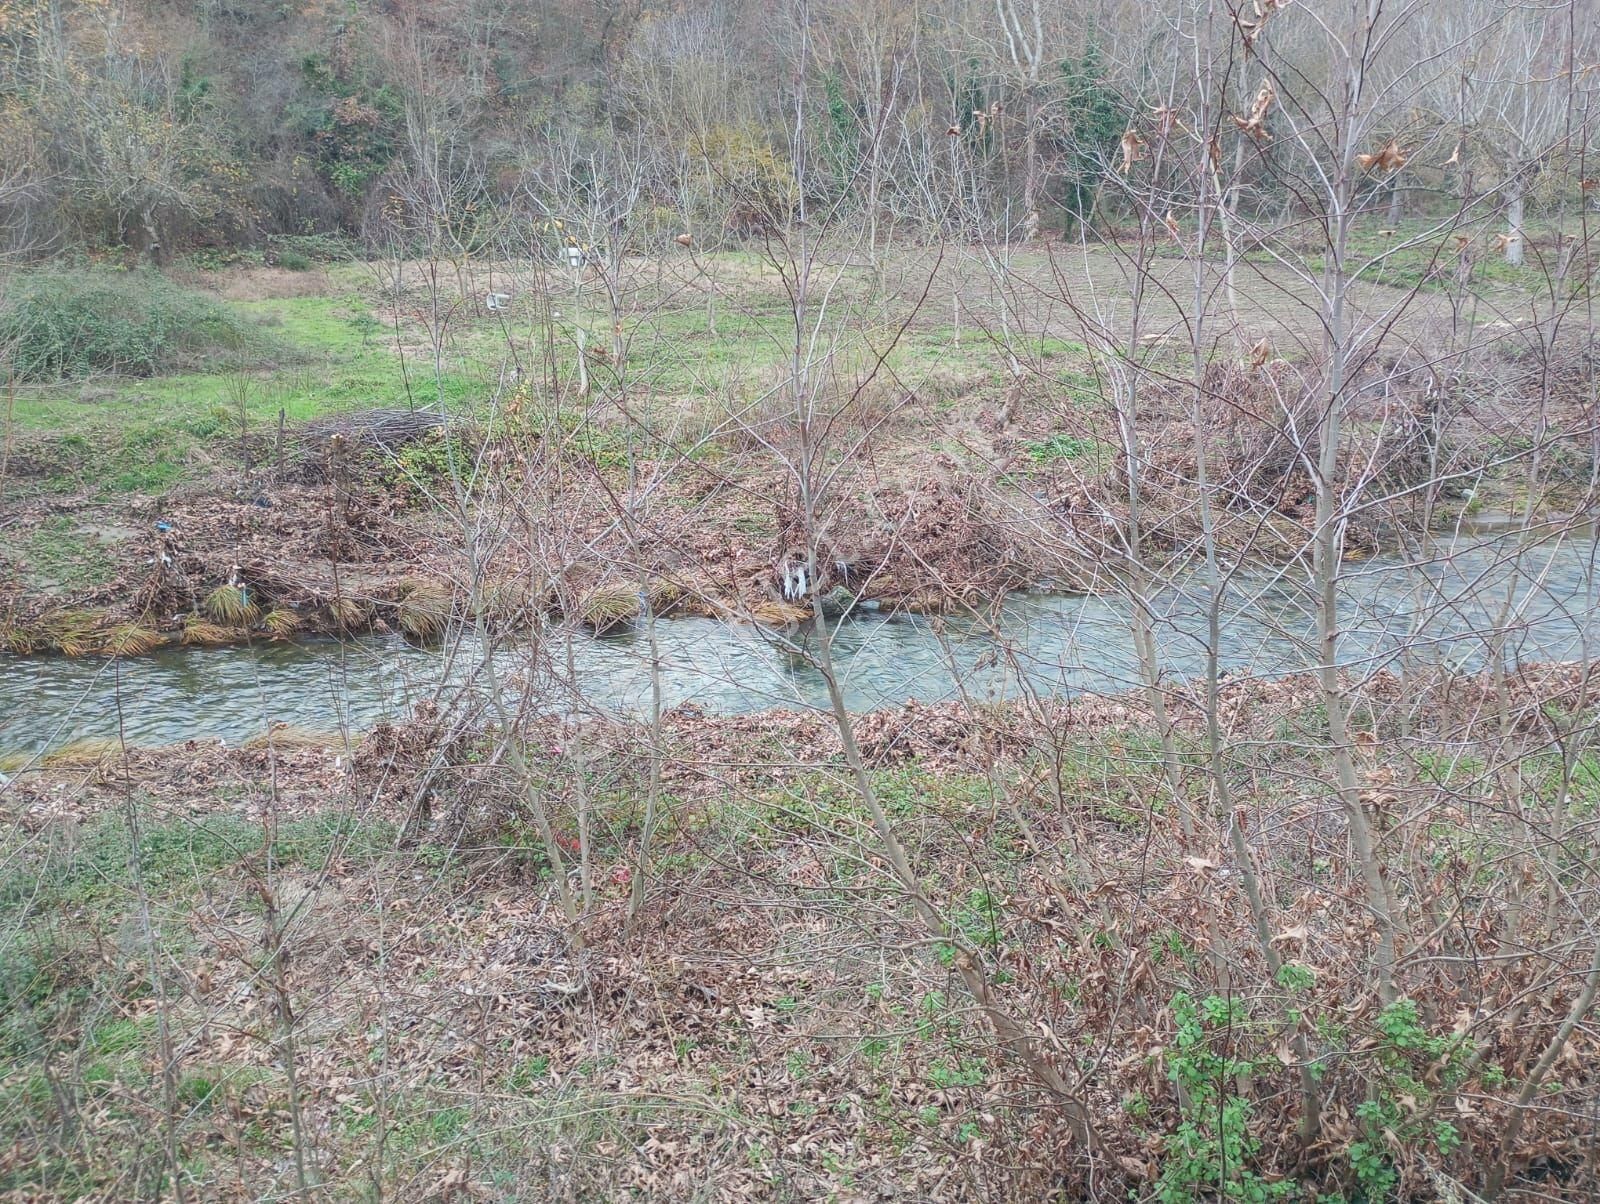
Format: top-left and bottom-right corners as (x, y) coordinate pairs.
(180, 618), (239, 647)
(328, 594), (371, 631)
(35, 609), (106, 657)
(0, 268), (275, 380)
(1023, 433), (1103, 464)
(40, 738), (121, 767)
(577, 583), (640, 634)
(239, 724), (334, 751)
(262, 608), (302, 639)
(203, 583), (260, 627)
(100, 624), (161, 657)
(396, 580), (452, 642)
(750, 600), (810, 627)
(646, 577), (686, 615)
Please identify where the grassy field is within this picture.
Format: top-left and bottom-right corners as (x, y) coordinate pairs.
(2, 220), (1568, 507)
(6, 289), (488, 497)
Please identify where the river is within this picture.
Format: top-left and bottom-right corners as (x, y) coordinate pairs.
(2, 532), (1596, 759)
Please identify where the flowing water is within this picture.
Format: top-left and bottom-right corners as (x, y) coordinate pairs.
(3, 532), (1597, 759)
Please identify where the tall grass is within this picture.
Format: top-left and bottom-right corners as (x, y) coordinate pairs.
(0, 269), (278, 380)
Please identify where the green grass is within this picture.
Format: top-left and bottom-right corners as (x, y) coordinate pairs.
(577, 304), (1056, 400)
(9, 294), (490, 498)
(1135, 213), (1578, 300)
(4, 261), (1103, 503)
(1318, 217), (1576, 295)
(1023, 433), (1105, 465)
(0, 268), (277, 380)
(0, 516), (120, 591)
(0, 808), (397, 914)
(0, 804), (406, 1195)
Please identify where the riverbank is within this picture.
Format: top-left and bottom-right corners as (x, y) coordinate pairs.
(3, 668), (1597, 1199)
(6, 523), (1598, 759)
(5, 254), (1595, 661)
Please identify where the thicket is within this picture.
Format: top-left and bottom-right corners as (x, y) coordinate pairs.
(0, 270), (274, 380)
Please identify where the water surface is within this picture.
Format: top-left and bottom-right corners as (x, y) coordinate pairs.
(3, 534), (1596, 758)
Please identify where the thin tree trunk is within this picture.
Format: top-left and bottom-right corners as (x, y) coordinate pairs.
(1506, 163), (1526, 266)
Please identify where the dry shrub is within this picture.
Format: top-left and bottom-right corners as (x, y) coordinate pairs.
(1193, 359), (1322, 510)
(1153, 355), (1457, 520)
(723, 358), (908, 453)
(774, 477), (1023, 604)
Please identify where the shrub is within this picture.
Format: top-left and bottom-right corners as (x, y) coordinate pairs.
(269, 232), (359, 263)
(0, 269), (274, 380)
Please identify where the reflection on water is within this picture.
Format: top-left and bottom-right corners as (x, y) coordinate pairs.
(2, 534), (1596, 757)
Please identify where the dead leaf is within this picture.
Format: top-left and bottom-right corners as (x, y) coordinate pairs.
(1232, 81), (1276, 142)
(1120, 129), (1146, 175)
(1358, 139), (1407, 173)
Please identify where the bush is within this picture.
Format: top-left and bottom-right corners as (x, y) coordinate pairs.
(0, 269), (273, 380)
(268, 231), (359, 265)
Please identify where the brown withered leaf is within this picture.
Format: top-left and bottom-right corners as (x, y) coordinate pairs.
(1120, 128), (1146, 175)
(1232, 81), (1275, 142)
(1357, 139), (1407, 172)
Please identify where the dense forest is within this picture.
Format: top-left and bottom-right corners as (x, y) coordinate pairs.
(1, 0), (1591, 263)
(3, 0), (1600, 1200)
